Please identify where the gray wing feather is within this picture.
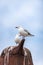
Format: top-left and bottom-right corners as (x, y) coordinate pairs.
(24, 29), (34, 36)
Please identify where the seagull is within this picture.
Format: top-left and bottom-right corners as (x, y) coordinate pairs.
(14, 34), (21, 44)
(15, 26), (34, 38)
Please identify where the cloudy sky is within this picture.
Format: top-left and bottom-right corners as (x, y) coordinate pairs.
(0, 0), (43, 65)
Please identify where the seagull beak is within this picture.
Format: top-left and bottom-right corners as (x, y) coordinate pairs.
(15, 27), (18, 28)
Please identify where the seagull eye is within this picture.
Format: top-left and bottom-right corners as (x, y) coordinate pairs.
(15, 27), (18, 28)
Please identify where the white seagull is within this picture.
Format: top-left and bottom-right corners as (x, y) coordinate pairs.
(15, 26), (34, 38)
(14, 34), (21, 44)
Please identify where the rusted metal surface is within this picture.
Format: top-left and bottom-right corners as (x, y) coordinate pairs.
(0, 56), (4, 65)
(9, 54), (24, 65)
(9, 48), (33, 65)
(0, 39), (33, 65)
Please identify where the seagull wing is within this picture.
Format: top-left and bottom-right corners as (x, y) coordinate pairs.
(24, 29), (34, 36)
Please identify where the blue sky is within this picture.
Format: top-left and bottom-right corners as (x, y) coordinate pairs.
(0, 0), (43, 65)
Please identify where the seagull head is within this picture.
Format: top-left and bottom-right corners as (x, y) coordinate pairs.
(15, 26), (19, 28)
(15, 26), (22, 29)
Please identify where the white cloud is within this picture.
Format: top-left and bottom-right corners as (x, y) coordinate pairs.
(14, 2), (35, 19)
(0, 1), (35, 28)
(34, 60), (43, 65)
